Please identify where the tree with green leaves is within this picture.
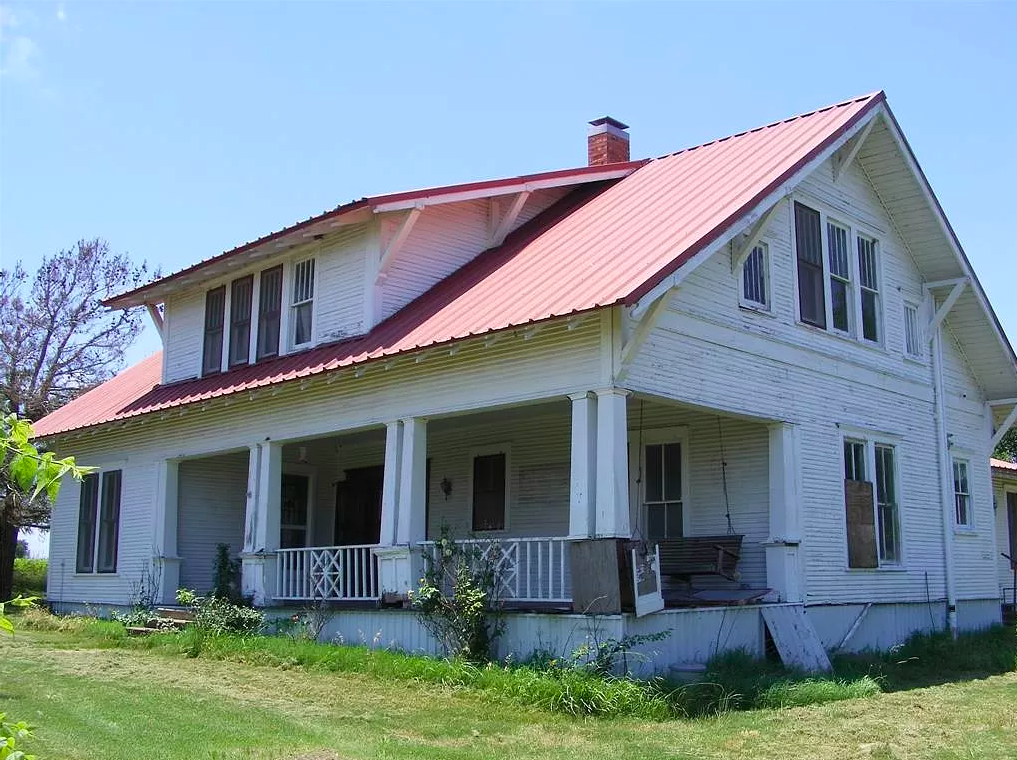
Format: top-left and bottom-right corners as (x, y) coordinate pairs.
(1, 407), (92, 601)
(994, 427), (1017, 463)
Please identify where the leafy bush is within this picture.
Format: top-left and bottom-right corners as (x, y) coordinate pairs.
(211, 544), (242, 602)
(176, 588), (264, 635)
(11, 558), (46, 598)
(0, 711), (36, 760)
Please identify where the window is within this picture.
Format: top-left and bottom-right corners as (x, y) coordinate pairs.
(472, 452), (507, 531)
(280, 473), (309, 549)
(202, 286), (226, 375)
(953, 459), (971, 527)
(257, 265), (283, 360)
(229, 275), (253, 366)
(903, 301), (922, 359)
(795, 202), (826, 328)
(741, 243), (769, 309)
(291, 258), (315, 347)
(857, 235), (880, 342)
(644, 442), (684, 540)
(76, 470), (122, 573)
(794, 200), (884, 344)
(843, 437), (900, 567)
(827, 221), (851, 332)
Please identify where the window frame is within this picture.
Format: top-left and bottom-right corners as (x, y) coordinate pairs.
(280, 468), (316, 549)
(289, 257), (316, 350)
(791, 197), (886, 348)
(630, 426), (690, 541)
(75, 468), (123, 575)
(739, 241), (772, 312)
(468, 444), (511, 534)
(839, 428), (904, 569)
(952, 457), (973, 530)
(201, 285), (226, 376)
(902, 298), (924, 362)
(228, 275), (254, 368)
(256, 264), (284, 361)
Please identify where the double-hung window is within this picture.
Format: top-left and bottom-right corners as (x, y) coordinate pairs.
(291, 258), (315, 348)
(257, 265), (283, 360)
(202, 286), (226, 375)
(843, 436), (901, 567)
(794, 200), (883, 345)
(471, 450), (508, 532)
(952, 458), (972, 528)
(740, 243), (770, 310)
(903, 301), (922, 360)
(643, 441), (685, 540)
(76, 470), (122, 574)
(229, 275), (253, 367)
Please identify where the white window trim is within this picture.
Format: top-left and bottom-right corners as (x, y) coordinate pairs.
(467, 443), (512, 534)
(288, 256), (317, 351)
(791, 195), (887, 349)
(74, 466), (124, 576)
(628, 426), (690, 540)
(738, 240), (773, 313)
(281, 464), (316, 549)
(951, 456), (974, 531)
(839, 428), (905, 569)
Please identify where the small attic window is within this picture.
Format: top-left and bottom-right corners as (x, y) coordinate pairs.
(740, 243), (770, 310)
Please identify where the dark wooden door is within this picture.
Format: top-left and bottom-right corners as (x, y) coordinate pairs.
(1008, 492), (1017, 560)
(334, 465), (384, 546)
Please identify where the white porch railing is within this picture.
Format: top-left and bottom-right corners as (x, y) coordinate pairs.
(275, 545), (380, 601)
(420, 537), (571, 603)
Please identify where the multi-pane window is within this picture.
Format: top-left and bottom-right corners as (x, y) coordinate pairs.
(827, 222), (851, 332)
(843, 438), (900, 567)
(645, 442), (684, 540)
(795, 202), (826, 328)
(953, 459), (971, 527)
(857, 235), (880, 342)
(257, 265), (283, 360)
(229, 275), (253, 367)
(280, 473), (309, 549)
(472, 452), (507, 531)
(292, 258), (315, 347)
(903, 302), (922, 359)
(741, 244), (769, 309)
(202, 286), (226, 375)
(76, 470), (122, 574)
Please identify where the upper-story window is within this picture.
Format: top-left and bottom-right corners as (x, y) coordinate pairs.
(794, 201), (883, 345)
(291, 258), (315, 348)
(903, 301), (923, 360)
(257, 265), (283, 360)
(202, 286), (226, 375)
(740, 243), (770, 310)
(229, 275), (253, 367)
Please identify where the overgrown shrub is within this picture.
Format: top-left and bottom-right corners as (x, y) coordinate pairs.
(0, 711), (36, 759)
(176, 588), (264, 635)
(410, 527), (505, 662)
(211, 544), (242, 602)
(11, 558), (46, 598)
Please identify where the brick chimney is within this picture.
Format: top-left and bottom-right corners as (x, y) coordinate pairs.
(587, 116), (630, 166)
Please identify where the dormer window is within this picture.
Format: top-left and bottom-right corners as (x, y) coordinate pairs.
(257, 265), (283, 360)
(229, 275), (253, 367)
(291, 258), (315, 348)
(202, 286), (226, 375)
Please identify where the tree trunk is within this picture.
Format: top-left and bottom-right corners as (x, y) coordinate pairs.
(0, 519), (18, 601)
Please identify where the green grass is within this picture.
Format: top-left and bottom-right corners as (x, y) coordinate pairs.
(3, 623), (1017, 760)
(11, 557), (46, 597)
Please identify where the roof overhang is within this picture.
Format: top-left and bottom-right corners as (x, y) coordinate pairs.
(104, 161), (646, 309)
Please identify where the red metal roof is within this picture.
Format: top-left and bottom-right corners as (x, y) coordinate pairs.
(993, 458), (1017, 473)
(35, 92), (885, 438)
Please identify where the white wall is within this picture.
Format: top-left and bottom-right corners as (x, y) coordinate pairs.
(625, 153), (997, 607)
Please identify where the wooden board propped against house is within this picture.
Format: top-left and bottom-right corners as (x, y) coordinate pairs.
(761, 605), (832, 672)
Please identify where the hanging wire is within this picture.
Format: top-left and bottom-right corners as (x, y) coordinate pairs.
(717, 416), (734, 534)
(636, 400), (645, 488)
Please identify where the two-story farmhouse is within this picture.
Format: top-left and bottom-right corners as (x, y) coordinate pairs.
(35, 91), (1017, 670)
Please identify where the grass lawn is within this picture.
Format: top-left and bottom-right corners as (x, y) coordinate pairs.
(3, 627), (1016, 760)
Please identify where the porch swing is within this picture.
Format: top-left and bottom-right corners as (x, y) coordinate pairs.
(643, 410), (744, 586)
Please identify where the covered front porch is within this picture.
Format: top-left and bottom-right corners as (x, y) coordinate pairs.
(156, 392), (804, 613)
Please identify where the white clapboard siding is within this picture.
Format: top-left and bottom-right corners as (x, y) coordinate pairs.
(380, 189), (572, 320)
(314, 225), (368, 343)
(625, 152), (997, 607)
(177, 453), (249, 593)
(163, 289), (205, 383)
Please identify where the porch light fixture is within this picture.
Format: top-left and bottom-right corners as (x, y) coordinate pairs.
(440, 477), (453, 500)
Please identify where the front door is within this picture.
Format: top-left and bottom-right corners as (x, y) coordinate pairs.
(334, 465), (384, 545)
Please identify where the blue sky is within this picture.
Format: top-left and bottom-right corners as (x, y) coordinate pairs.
(2, 2), (1015, 555)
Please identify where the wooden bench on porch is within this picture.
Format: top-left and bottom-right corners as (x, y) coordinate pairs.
(656, 534), (744, 582)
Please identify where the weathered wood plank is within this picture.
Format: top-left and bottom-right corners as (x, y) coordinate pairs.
(761, 605), (832, 672)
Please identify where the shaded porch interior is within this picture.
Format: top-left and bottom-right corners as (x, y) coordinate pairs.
(173, 396), (781, 609)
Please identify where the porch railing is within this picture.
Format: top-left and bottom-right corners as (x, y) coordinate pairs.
(275, 545), (380, 601)
(420, 537), (571, 603)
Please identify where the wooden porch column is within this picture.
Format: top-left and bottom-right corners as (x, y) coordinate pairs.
(378, 420), (403, 546)
(152, 459), (180, 605)
(764, 423), (804, 603)
(569, 392), (597, 538)
(594, 388), (631, 537)
(241, 440), (282, 605)
(396, 417), (428, 545)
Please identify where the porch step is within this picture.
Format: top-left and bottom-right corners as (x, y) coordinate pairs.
(155, 608), (196, 623)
